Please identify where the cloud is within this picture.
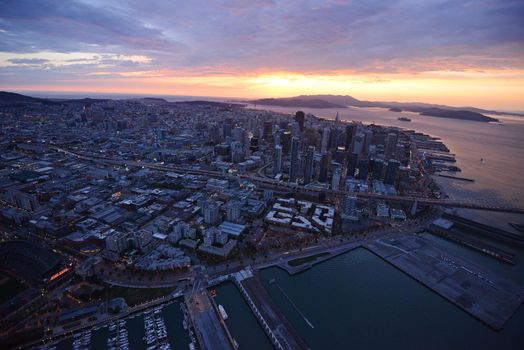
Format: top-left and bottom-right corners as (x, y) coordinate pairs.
(7, 58), (49, 65)
(0, 0), (522, 84)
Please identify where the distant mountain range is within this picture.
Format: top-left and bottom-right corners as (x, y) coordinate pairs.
(0, 91), (242, 109)
(248, 94), (522, 123)
(1, 91), (517, 123)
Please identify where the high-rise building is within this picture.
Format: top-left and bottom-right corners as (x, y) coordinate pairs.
(319, 152), (330, 183)
(223, 121), (232, 138)
(203, 201), (221, 225)
(250, 137), (259, 152)
(372, 158), (385, 180)
(329, 127), (341, 150)
(281, 131), (292, 153)
(384, 159), (400, 185)
(232, 126), (245, 144)
(295, 111), (305, 132)
(331, 167), (341, 190)
(226, 200), (242, 223)
(105, 231), (129, 254)
(263, 121), (273, 140)
(341, 195), (359, 223)
(133, 229), (153, 252)
(364, 130), (373, 156)
(289, 137), (300, 182)
(342, 195), (357, 215)
(274, 144), (282, 174)
(358, 158), (369, 180)
(395, 143), (405, 161)
(230, 141), (244, 163)
(352, 133), (364, 156)
(321, 127), (330, 153)
(304, 146), (315, 184)
(347, 152), (358, 177)
(385, 132), (398, 160)
(345, 124), (356, 150)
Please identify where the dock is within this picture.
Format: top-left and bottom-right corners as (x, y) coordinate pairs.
(184, 288), (235, 350)
(428, 223), (515, 264)
(436, 174), (474, 182)
(366, 234), (523, 330)
(233, 271), (309, 350)
(443, 212), (524, 247)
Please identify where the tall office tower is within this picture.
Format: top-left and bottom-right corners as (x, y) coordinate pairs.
(384, 159), (400, 185)
(289, 137), (300, 182)
(319, 152), (330, 183)
(358, 158), (369, 180)
(372, 158), (385, 180)
(281, 131), (292, 153)
(250, 137), (259, 152)
(232, 126), (245, 144)
(226, 200), (242, 223)
(263, 121), (273, 140)
(352, 133), (365, 156)
(230, 141), (244, 163)
(274, 144), (283, 174)
(273, 130), (281, 147)
(331, 167), (341, 190)
(204, 201), (221, 225)
(223, 120), (232, 138)
(291, 121), (300, 137)
(347, 152), (358, 177)
(364, 130), (373, 156)
(385, 132), (398, 160)
(395, 143), (405, 161)
(333, 146), (346, 163)
(209, 124), (221, 143)
(345, 124), (356, 150)
(295, 111), (305, 132)
(304, 146), (315, 184)
(329, 128), (340, 149)
(369, 144), (377, 157)
(321, 127), (330, 153)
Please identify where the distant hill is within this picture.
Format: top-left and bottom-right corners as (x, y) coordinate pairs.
(250, 97), (346, 108)
(0, 91), (60, 106)
(250, 94), (503, 122)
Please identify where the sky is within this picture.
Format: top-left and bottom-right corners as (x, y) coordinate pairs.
(0, 0), (523, 110)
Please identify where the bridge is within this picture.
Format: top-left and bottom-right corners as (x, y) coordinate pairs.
(50, 146), (524, 215)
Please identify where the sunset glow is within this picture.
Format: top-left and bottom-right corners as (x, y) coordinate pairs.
(1, 1), (523, 110)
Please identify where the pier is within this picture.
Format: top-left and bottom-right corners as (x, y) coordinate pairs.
(184, 288), (235, 350)
(366, 234), (523, 330)
(436, 174), (474, 182)
(428, 223), (515, 264)
(233, 271), (308, 350)
(442, 213), (524, 247)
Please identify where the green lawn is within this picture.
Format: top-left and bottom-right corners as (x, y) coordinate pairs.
(104, 285), (175, 307)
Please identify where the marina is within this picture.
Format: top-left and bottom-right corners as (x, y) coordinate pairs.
(45, 301), (191, 350)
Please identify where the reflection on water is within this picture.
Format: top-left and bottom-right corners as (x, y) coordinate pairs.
(259, 248), (524, 350)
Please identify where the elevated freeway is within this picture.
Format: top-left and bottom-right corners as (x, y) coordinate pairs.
(50, 146), (524, 215)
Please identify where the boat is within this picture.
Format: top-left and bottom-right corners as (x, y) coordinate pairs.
(398, 117), (411, 122)
(218, 305), (228, 320)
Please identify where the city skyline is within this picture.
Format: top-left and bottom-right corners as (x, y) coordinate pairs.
(1, 0), (524, 110)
